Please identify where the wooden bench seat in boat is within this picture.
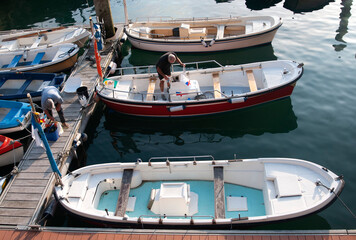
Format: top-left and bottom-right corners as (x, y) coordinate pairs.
(146, 77), (156, 101)
(7, 54), (23, 68)
(212, 72), (221, 98)
(214, 166), (225, 219)
(31, 52), (45, 65)
(115, 169), (134, 217)
(151, 28), (173, 37)
(246, 69), (258, 92)
(30, 36), (44, 48)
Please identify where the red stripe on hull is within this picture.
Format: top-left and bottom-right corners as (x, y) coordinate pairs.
(100, 84), (295, 117)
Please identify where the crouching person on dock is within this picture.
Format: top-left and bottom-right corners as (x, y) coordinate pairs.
(41, 86), (69, 129)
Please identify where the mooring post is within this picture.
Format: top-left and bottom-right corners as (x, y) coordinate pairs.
(93, 0), (116, 38)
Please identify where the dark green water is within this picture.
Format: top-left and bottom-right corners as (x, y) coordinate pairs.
(2, 0), (356, 230)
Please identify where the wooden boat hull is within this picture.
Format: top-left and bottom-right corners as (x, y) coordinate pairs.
(0, 135), (23, 167)
(55, 157), (344, 229)
(125, 16), (282, 52)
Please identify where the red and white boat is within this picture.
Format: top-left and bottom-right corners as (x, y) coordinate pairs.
(0, 135), (23, 167)
(96, 60), (304, 117)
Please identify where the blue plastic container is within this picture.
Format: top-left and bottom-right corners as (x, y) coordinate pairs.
(44, 124), (60, 141)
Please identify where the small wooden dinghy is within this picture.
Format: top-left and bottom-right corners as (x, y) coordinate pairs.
(54, 156), (344, 229)
(0, 26), (90, 51)
(0, 43), (79, 73)
(96, 60), (303, 117)
(0, 72), (66, 101)
(124, 16), (282, 52)
(0, 100), (31, 134)
(0, 135), (23, 167)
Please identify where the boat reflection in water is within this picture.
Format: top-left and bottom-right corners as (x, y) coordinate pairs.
(103, 97), (297, 154)
(126, 43), (277, 68)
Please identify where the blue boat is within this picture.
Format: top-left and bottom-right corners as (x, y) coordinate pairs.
(0, 72), (66, 102)
(0, 100), (31, 134)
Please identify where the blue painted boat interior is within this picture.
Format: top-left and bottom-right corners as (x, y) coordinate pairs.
(0, 72), (65, 99)
(97, 180), (265, 219)
(0, 100), (31, 128)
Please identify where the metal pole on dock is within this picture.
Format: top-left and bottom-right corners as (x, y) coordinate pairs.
(93, 0), (116, 38)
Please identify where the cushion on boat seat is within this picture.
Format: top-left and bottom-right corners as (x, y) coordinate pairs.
(227, 196), (248, 211)
(274, 175), (302, 198)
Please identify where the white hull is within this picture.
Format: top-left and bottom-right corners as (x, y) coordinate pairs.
(0, 146), (23, 167)
(55, 157), (344, 228)
(125, 16), (282, 52)
(0, 26), (90, 51)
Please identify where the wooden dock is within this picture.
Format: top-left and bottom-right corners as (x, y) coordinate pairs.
(0, 228), (356, 240)
(0, 26), (123, 228)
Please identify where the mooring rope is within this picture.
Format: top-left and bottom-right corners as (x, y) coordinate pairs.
(316, 180), (356, 219)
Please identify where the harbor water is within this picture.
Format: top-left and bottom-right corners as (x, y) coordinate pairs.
(1, 0), (356, 230)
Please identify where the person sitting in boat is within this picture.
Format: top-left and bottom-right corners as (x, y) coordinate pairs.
(41, 86), (69, 129)
(156, 52), (185, 100)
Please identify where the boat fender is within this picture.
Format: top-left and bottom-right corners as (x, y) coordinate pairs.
(108, 61), (117, 75)
(209, 38), (216, 47)
(169, 105), (185, 112)
(229, 97), (246, 104)
(200, 38), (208, 47)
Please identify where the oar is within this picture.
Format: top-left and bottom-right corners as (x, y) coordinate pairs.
(2, 26), (66, 42)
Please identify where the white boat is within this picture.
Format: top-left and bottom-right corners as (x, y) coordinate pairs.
(0, 43), (79, 73)
(124, 16), (282, 52)
(0, 135), (23, 167)
(55, 156), (344, 229)
(0, 26), (90, 51)
(96, 60), (303, 117)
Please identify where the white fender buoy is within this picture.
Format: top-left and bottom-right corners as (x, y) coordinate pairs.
(200, 38), (208, 47)
(209, 38), (216, 47)
(229, 97), (246, 104)
(169, 105), (185, 112)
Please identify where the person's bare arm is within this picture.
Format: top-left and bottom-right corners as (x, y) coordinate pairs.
(44, 109), (55, 122)
(156, 66), (169, 80)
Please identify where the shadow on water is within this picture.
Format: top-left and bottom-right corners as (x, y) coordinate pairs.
(103, 97), (297, 145)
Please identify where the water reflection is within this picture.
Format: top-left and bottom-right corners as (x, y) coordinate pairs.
(103, 98), (297, 156)
(283, 0), (333, 13)
(245, 0), (282, 10)
(0, 0), (93, 30)
(333, 0), (353, 51)
(123, 42), (277, 67)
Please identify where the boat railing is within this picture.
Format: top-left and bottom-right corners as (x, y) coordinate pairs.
(137, 214), (216, 224)
(147, 155), (214, 165)
(134, 15), (239, 23)
(112, 60), (223, 76)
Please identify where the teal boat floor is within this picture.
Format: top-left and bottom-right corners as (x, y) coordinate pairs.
(97, 180), (265, 219)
